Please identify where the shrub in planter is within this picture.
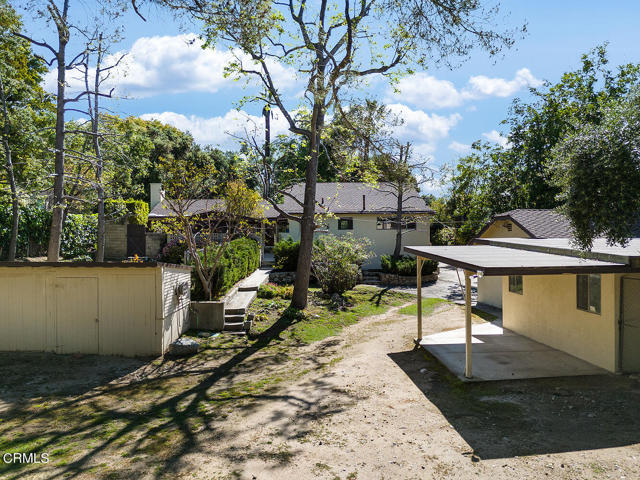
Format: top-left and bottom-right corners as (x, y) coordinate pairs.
(381, 254), (438, 276)
(160, 238), (187, 264)
(273, 237), (299, 271)
(311, 234), (373, 295)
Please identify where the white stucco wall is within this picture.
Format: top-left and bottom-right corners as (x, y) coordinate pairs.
(286, 214), (431, 269)
(477, 276), (503, 308)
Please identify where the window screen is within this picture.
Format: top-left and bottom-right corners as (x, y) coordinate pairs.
(508, 275), (523, 294)
(338, 218), (353, 230)
(577, 274), (601, 314)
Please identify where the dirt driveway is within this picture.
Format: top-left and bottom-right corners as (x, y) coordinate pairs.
(2, 299), (640, 479)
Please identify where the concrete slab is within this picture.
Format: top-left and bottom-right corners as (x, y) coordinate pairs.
(420, 322), (608, 382)
(237, 267), (271, 291)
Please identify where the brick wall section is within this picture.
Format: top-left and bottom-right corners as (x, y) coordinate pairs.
(146, 232), (166, 259)
(105, 224), (127, 260)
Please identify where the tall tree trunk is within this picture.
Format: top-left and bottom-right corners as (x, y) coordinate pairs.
(263, 103), (271, 198)
(0, 70), (18, 261)
(47, 1), (70, 261)
(393, 186), (403, 260)
(291, 103), (323, 309)
(94, 36), (105, 262)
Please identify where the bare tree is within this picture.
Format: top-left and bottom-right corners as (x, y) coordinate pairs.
(375, 142), (435, 259)
(149, 0), (522, 308)
(0, 70), (18, 260)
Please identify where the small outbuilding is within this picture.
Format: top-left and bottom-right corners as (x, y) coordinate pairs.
(0, 262), (192, 357)
(406, 239), (640, 380)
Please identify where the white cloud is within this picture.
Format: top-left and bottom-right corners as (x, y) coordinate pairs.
(45, 34), (297, 99)
(482, 130), (510, 148)
(386, 103), (461, 155)
(390, 74), (464, 109)
(140, 109), (291, 147)
(465, 68), (543, 98)
(388, 68), (542, 109)
(448, 141), (471, 154)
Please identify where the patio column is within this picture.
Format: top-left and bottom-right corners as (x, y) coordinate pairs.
(464, 270), (473, 378)
(416, 256), (423, 342)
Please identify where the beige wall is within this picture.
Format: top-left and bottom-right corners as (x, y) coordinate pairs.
(479, 221), (530, 239)
(502, 273), (619, 372)
(0, 265), (191, 357)
(477, 276), (503, 308)
(287, 214), (431, 269)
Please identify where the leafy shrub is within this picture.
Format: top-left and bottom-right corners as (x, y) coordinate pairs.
(257, 282), (294, 299)
(159, 238), (187, 264)
(105, 199), (149, 225)
(311, 234), (373, 295)
(273, 237), (299, 271)
(191, 237), (261, 300)
(381, 254), (438, 276)
(61, 214), (98, 259)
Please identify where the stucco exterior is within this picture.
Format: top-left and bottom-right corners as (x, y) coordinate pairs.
(286, 214), (431, 269)
(0, 263), (191, 357)
(476, 221), (532, 308)
(502, 273), (620, 372)
(479, 220), (530, 239)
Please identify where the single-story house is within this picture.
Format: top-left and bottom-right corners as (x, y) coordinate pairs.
(148, 182), (433, 270)
(406, 237), (640, 377)
(475, 209), (573, 308)
(277, 182), (432, 269)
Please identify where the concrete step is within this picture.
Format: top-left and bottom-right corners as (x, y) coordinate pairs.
(225, 307), (246, 315)
(223, 321), (246, 331)
(224, 314), (245, 323)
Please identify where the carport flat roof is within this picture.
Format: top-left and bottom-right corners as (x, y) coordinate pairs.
(404, 245), (639, 276)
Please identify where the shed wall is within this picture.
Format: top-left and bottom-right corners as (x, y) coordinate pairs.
(502, 273), (618, 371)
(0, 265), (189, 357)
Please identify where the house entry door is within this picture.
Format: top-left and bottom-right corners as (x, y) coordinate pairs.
(622, 277), (640, 372)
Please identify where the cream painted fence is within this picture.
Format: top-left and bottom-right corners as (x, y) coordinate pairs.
(0, 263), (191, 357)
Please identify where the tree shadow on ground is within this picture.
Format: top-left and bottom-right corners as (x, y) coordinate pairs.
(0, 306), (356, 480)
(388, 348), (640, 460)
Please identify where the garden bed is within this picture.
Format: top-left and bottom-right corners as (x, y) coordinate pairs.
(379, 269), (439, 286)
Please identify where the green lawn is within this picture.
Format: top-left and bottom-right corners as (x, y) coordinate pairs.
(399, 298), (450, 316)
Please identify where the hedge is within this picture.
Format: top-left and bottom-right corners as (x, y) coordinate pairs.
(273, 237), (299, 271)
(105, 199), (149, 225)
(0, 202), (97, 260)
(191, 237), (261, 300)
(380, 254), (438, 276)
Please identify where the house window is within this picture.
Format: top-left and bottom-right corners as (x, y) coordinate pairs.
(508, 275), (523, 294)
(377, 217), (393, 230)
(338, 217), (353, 230)
(577, 274), (601, 314)
(278, 221), (289, 233)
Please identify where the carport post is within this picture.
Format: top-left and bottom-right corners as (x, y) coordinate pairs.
(416, 256), (423, 342)
(464, 270), (473, 378)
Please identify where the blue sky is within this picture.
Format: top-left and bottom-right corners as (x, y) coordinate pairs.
(18, 1), (640, 193)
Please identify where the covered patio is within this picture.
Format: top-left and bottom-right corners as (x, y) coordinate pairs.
(405, 244), (638, 381)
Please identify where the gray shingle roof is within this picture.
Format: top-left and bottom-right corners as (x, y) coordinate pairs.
(149, 182), (433, 219)
(280, 182), (433, 215)
(490, 209), (573, 238)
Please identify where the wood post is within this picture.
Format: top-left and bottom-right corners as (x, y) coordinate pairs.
(417, 257), (423, 342)
(465, 270), (473, 378)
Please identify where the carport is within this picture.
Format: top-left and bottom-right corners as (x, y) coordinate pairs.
(405, 244), (639, 381)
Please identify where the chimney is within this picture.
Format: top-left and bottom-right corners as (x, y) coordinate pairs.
(150, 183), (165, 210)
(362, 194), (366, 211)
